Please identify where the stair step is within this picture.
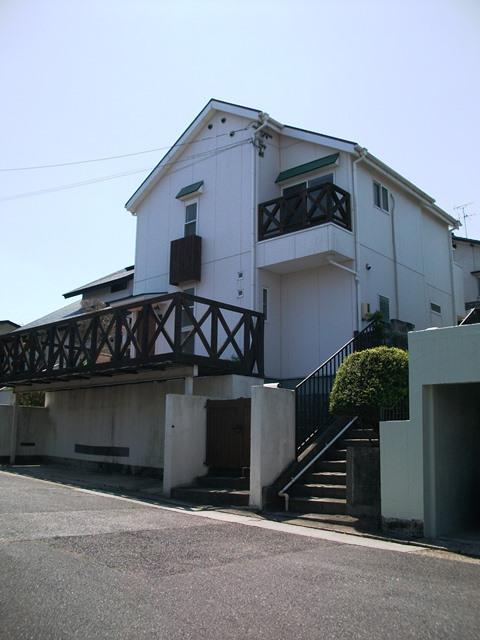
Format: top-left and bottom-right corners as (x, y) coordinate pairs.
(326, 448), (347, 461)
(304, 471), (346, 485)
(289, 496), (347, 515)
(197, 475), (249, 490)
(170, 486), (249, 507)
(348, 428), (378, 438)
(290, 483), (346, 499)
(314, 460), (346, 472)
(336, 438), (378, 448)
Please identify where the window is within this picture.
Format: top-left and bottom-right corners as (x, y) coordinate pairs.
(430, 302), (441, 314)
(184, 202), (197, 237)
(282, 173), (334, 196)
(379, 295), (390, 322)
(181, 287), (195, 353)
(373, 181), (390, 212)
(262, 287), (268, 321)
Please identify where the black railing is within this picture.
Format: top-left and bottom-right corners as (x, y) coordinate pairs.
(0, 292), (264, 385)
(258, 182), (351, 241)
(295, 319), (386, 453)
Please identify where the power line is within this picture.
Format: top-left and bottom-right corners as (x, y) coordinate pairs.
(0, 126), (250, 172)
(0, 139), (251, 203)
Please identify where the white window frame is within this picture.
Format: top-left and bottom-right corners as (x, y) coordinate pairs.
(373, 180), (390, 213)
(184, 199), (198, 237)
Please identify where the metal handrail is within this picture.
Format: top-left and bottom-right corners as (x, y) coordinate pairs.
(278, 416), (358, 511)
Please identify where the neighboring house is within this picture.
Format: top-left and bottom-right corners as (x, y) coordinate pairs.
(452, 234), (480, 311)
(0, 99), (466, 500)
(0, 320), (20, 335)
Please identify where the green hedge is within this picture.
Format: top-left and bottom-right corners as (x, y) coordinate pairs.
(329, 346), (408, 420)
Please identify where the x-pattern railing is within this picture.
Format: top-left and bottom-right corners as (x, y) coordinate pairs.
(0, 292), (264, 384)
(258, 182), (352, 241)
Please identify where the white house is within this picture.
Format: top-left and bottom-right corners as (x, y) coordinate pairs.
(126, 99), (461, 380)
(0, 99), (466, 508)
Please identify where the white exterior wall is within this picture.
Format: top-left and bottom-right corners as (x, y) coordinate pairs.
(453, 239), (480, 308)
(356, 164), (456, 330)
(133, 113), (254, 308)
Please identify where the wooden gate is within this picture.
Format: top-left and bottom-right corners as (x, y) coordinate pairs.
(205, 398), (251, 471)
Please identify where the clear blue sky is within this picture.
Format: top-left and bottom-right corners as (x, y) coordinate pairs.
(1, 0), (479, 325)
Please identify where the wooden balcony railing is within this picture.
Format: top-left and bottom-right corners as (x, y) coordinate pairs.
(0, 292), (264, 385)
(258, 182), (352, 241)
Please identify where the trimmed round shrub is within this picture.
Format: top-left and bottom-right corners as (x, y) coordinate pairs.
(329, 346), (408, 421)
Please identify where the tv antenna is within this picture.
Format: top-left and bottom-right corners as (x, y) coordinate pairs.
(454, 202), (476, 237)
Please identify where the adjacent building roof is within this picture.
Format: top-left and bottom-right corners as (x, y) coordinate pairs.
(453, 234), (480, 247)
(63, 266), (134, 299)
(14, 293), (167, 333)
(275, 153), (339, 183)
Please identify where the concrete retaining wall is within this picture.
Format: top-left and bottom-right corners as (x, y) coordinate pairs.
(249, 385), (295, 509)
(0, 405), (50, 462)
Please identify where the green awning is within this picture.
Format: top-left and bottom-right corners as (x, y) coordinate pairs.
(275, 153), (339, 184)
(176, 180), (204, 199)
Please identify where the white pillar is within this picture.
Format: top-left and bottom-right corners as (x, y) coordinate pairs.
(249, 385), (295, 509)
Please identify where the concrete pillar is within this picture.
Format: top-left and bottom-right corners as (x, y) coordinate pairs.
(163, 394), (208, 497)
(249, 385), (295, 509)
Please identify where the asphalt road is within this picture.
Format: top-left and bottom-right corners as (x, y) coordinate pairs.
(0, 470), (479, 640)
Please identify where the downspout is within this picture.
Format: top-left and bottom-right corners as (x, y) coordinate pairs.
(390, 194), (400, 319)
(352, 147), (368, 331)
(448, 230), (458, 324)
(250, 113), (274, 311)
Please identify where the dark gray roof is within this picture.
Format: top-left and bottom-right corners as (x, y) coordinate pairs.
(453, 234), (480, 247)
(14, 292), (167, 333)
(63, 266), (134, 299)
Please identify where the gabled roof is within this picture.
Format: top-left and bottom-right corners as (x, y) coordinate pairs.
(124, 98), (457, 229)
(63, 266), (134, 299)
(125, 99), (357, 213)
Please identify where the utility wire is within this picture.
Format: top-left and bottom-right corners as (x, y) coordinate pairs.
(0, 139), (251, 203)
(0, 127), (250, 172)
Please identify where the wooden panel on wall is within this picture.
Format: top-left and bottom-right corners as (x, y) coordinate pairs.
(169, 235), (202, 285)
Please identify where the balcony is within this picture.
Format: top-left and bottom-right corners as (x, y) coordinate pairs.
(257, 183), (354, 273)
(0, 292), (264, 386)
(258, 182), (351, 242)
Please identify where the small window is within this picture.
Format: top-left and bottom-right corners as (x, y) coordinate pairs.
(262, 287), (268, 321)
(184, 203), (197, 237)
(374, 181), (390, 213)
(379, 295), (390, 322)
(430, 302), (441, 314)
